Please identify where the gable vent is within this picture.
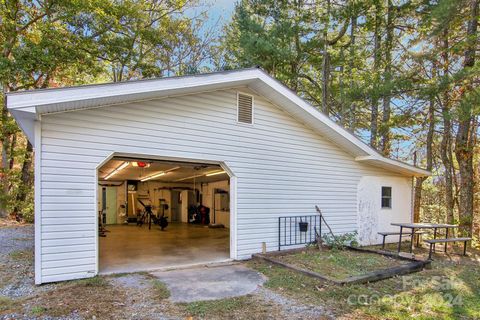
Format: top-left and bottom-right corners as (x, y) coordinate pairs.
(237, 93), (253, 124)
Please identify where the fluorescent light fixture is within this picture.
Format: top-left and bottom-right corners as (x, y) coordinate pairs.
(139, 166), (180, 182)
(174, 174), (205, 182)
(104, 161), (130, 180)
(140, 172), (165, 182)
(206, 170), (226, 176)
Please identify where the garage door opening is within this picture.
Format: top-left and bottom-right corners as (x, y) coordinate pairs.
(97, 156), (231, 274)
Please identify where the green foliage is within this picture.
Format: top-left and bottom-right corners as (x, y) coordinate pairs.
(322, 231), (359, 250)
(0, 0), (478, 232)
(223, 0), (480, 234)
(0, 0), (213, 221)
(30, 306), (47, 315)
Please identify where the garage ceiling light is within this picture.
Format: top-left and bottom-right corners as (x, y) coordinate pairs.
(131, 161), (150, 168)
(141, 172), (165, 182)
(140, 166), (180, 182)
(206, 170), (226, 176)
(104, 161), (130, 180)
(174, 173), (205, 182)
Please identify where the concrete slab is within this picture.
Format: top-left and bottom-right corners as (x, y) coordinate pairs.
(151, 264), (266, 303)
(99, 223), (229, 274)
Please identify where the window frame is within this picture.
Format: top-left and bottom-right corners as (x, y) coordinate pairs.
(381, 186), (392, 209)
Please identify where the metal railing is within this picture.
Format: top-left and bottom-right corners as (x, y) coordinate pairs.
(278, 215), (320, 250)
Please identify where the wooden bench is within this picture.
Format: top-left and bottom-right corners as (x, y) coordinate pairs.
(378, 231), (427, 249)
(424, 238), (472, 260)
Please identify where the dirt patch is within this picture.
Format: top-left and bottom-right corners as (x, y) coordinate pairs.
(23, 277), (127, 319)
(108, 272), (154, 290)
(0, 219), (28, 228)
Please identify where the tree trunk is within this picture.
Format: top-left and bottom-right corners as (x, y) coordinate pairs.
(12, 141), (33, 220)
(370, 0), (382, 149)
(380, 0), (394, 156)
(0, 103), (11, 218)
(413, 97), (435, 222)
(321, 0), (331, 115)
(348, 14), (357, 130)
(9, 133), (17, 170)
(439, 31), (455, 225)
(454, 0), (478, 236)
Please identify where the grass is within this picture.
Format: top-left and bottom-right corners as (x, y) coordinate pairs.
(30, 306), (47, 315)
(181, 295), (281, 319)
(0, 296), (19, 313)
(8, 250), (34, 262)
(23, 276), (127, 318)
(275, 248), (407, 280)
(183, 297), (249, 317)
(249, 247), (480, 319)
(109, 271), (154, 278)
(70, 276), (109, 287)
(151, 279), (170, 299)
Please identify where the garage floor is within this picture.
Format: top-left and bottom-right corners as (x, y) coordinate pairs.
(99, 223), (230, 274)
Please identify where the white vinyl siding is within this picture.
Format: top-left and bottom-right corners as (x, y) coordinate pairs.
(39, 87), (402, 283)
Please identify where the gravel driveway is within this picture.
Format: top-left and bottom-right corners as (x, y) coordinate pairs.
(0, 225), (34, 255)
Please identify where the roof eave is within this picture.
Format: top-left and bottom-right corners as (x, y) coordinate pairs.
(355, 156), (431, 177)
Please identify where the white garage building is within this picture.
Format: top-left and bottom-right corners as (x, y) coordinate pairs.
(6, 68), (429, 284)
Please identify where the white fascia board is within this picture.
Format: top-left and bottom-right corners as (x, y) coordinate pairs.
(355, 155), (431, 177)
(5, 69), (261, 112)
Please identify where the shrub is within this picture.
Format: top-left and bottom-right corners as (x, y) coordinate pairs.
(321, 231), (358, 250)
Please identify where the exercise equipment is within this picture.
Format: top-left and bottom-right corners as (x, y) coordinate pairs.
(188, 204), (210, 225)
(137, 199), (168, 230)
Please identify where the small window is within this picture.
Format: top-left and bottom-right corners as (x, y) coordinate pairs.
(381, 186), (392, 208)
(237, 93), (253, 124)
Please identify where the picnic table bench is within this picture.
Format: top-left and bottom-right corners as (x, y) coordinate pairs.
(378, 230), (428, 249)
(391, 223), (459, 253)
(425, 237), (472, 260)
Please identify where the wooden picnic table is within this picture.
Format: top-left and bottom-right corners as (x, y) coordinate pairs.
(391, 222), (459, 253)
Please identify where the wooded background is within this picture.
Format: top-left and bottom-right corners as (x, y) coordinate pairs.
(1, 0), (478, 238)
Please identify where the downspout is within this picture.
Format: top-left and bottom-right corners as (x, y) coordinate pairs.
(410, 177), (414, 223)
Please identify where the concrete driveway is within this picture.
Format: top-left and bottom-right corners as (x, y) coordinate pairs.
(151, 264), (266, 303)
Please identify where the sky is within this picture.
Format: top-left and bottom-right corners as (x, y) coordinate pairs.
(206, 0), (236, 22)
(187, 0), (236, 29)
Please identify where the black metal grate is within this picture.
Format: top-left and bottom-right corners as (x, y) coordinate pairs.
(278, 215), (321, 250)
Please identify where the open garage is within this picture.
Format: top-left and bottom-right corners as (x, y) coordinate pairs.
(97, 157), (231, 273)
(6, 68), (428, 284)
